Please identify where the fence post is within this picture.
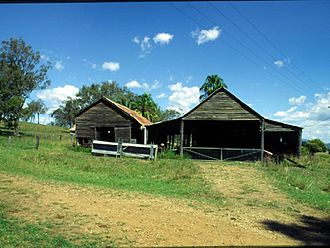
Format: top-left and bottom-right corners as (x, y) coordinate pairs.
(150, 144), (154, 160)
(35, 135), (40, 150)
(260, 119), (265, 162)
(220, 148), (223, 161)
(117, 139), (123, 157)
(180, 120), (184, 157)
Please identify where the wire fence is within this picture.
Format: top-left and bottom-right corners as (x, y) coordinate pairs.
(183, 147), (262, 161)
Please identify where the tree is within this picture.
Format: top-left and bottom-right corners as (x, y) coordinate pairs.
(76, 81), (136, 109)
(133, 93), (159, 122)
(0, 38), (51, 134)
(302, 139), (328, 155)
(154, 109), (180, 122)
(51, 97), (80, 127)
(26, 99), (47, 124)
(199, 74), (227, 101)
(51, 81), (139, 127)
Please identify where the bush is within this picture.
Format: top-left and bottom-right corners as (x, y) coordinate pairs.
(302, 139), (327, 155)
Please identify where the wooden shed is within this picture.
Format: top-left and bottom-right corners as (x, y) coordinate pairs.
(75, 97), (151, 146)
(147, 88), (302, 160)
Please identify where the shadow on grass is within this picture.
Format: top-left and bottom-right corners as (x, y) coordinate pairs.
(261, 215), (330, 245)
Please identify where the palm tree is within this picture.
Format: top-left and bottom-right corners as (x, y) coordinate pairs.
(199, 74), (227, 101)
(133, 93), (159, 121)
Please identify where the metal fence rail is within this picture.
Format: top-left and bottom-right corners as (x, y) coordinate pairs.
(92, 140), (158, 160)
(183, 147), (262, 161)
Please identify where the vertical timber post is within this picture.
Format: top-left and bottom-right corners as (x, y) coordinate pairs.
(296, 129), (302, 157)
(260, 119), (265, 162)
(180, 119), (184, 157)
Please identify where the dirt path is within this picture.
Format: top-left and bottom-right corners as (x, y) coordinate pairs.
(0, 164), (328, 246)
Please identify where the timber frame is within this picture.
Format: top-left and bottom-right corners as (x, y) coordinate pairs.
(75, 97), (151, 146)
(147, 88), (302, 160)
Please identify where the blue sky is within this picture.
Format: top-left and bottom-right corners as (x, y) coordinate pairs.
(1, 1), (330, 142)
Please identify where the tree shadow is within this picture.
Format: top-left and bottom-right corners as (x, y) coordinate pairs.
(261, 215), (330, 245)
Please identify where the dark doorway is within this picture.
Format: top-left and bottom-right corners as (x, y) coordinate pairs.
(96, 127), (115, 142)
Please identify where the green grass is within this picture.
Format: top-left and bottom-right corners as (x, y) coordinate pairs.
(0, 122), (223, 205)
(0, 202), (105, 248)
(257, 154), (330, 213)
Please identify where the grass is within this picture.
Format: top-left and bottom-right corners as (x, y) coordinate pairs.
(0, 122), (224, 246)
(257, 154), (330, 213)
(0, 122), (224, 205)
(0, 202), (105, 247)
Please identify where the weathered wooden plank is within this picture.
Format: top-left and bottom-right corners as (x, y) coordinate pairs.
(76, 101), (131, 141)
(183, 91), (259, 121)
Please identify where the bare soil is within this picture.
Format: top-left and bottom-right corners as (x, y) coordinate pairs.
(0, 163), (328, 246)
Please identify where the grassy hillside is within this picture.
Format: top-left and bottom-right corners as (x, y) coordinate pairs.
(257, 154), (330, 212)
(0, 122), (329, 246)
(0, 121), (329, 213)
(0, 122), (223, 205)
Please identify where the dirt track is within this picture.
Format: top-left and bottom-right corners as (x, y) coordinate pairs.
(0, 164), (329, 246)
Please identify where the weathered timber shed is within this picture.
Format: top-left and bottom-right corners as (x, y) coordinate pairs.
(75, 97), (151, 146)
(147, 88), (302, 160)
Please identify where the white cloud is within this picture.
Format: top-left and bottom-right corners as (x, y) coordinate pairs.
(133, 36), (153, 58)
(191, 26), (221, 45)
(273, 109), (309, 121)
(125, 79), (161, 91)
(132, 36), (140, 44)
(289, 95), (306, 106)
(37, 84), (79, 112)
(83, 58), (97, 69)
(153, 32), (174, 45)
(54, 61), (64, 71)
(167, 82), (200, 114)
(102, 61), (120, 72)
(156, 93), (166, 99)
(272, 91), (330, 142)
(125, 80), (142, 89)
(274, 60), (284, 68)
(150, 80), (161, 90)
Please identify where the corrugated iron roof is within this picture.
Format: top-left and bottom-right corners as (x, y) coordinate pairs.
(103, 97), (152, 126)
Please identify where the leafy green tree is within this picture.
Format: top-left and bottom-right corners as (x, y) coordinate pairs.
(51, 81), (139, 127)
(133, 93), (159, 122)
(26, 99), (47, 124)
(0, 38), (51, 134)
(302, 139), (328, 155)
(154, 109), (180, 122)
(199, 74), (227, 101)
(76, 81), (136, 108)
(51, 97), (80, 128)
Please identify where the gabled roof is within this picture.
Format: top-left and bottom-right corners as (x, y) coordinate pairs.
(75, 97), (152, 126)
(149, 87), (302, 130)
(182, 87), (262, 121)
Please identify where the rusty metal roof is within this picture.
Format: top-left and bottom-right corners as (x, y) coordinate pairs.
(103, 97), (152, 126)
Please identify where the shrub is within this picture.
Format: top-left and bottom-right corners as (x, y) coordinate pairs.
(302, 139), (327, 155)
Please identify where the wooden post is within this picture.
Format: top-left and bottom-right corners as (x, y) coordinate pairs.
(35, 135), (40, 150)
(260, 119), (265, 162)
(180, 120), (184, 157)
(117, 139), (123, 157)
(149, 144), (154, 160)
(296, 129), (302, 157)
